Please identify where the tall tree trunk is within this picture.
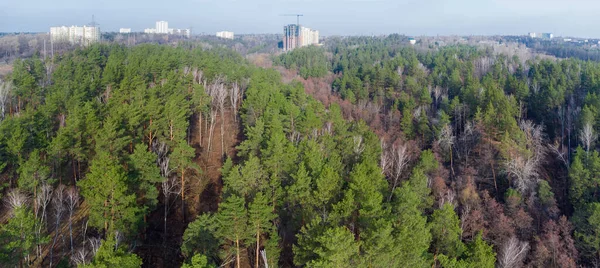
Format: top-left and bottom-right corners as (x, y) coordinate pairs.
(491, 161), (497, 194)
(450, 146), (455, 177)
(181, 169), (186, 221)
(104, 199), (108, 232)
(148, 118), (154, 148)
(164, 196), (168, 245)
(170, 120), (174, 141)
(221, 111), (225, 158)
(72, 158), (77, 183)
(208, 114), (216, 153)
(198, 113), (202, 147)
(236, 235), (241, 268)
(256, 228), (260, 268)
(69, 210), (73, 254)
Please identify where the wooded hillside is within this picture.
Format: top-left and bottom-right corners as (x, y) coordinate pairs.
(0, 36), (600, 267)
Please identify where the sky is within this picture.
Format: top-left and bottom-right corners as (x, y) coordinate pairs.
(1, 0), (600, 37)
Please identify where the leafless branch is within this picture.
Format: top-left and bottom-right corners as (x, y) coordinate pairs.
(498, 236), (529, 268)
(6, 189), (28, 210)
(580, 122), (596, 153)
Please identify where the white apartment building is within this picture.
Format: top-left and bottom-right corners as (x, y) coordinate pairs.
(119, 28), (131, 33)
(172, 29), (191, 38)
(144, 21), (189, 37)
(50, 26), (70, 41)
(216, 31), (234, 39)
(50, 25), (100, 45)
(156, 21), (169, 34)
(299, 27), (319, 47)
(283, 24), (320, 51)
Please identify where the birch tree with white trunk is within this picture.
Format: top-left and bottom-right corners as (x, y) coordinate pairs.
(49, 184), (66, 267)
(498, 236), (529, 268)
(0, 79), (10, 120)
(580, 122), (595, 153)
(230, 82), (240, 122)
(66, 187), (79, 254)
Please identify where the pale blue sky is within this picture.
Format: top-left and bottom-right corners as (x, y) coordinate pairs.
(1, 0), (599, 37)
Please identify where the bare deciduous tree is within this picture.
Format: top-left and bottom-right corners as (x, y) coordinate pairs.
(207, 77), (227, 154)
(162, 175), (180, 245)
(6, 189), (27, 210)
(503, 120), (546, 193)
(380, 139), (391, 176)
(36, 184), (53, 226)
(73, 237), (102, 266)
(230, 82), (240, 122)
(89, 237), (101, 256)
(0, 79), (10, 120)
(36, 184), (53, 257)
(473, 56), (494, 78)
(580, 122), (596, 153)
(548, 141), (569, 170)
(50, 184), (66, 267)
(214, 82), (228, 158)
(71, 247), (88, 266)
(438, 124), (456, 175)
(388, 143), (409, 201)
(153, 141), (171, 178)
(455, 122), (478, 165)
(498, 236), (529, 268)
(353, 135), (365, 156)
(66, 187), (80, 254)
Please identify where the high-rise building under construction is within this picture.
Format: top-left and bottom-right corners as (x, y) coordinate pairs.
(283, 24), (319, 51)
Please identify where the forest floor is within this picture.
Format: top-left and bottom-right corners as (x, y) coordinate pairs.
(34, 202), (91, 267)
(135, 109), (243, 268)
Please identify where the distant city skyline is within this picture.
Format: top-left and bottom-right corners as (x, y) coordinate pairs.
(1, 0), (600, 37)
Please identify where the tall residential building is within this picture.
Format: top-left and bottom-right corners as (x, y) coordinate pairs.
(542, 33), (554, 39)
(216, 31), (234, 39)
(50, 25), (100, 45)
(119, 28), (131, 33)
(144, 21), (189, 37)
(283, 24), (319, 51)
(156, 21), (169, 34)
(529, 32), (553, 39)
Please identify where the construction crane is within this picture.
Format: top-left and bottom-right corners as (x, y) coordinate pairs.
(280, 14), (304, 50)
(281, 14), (303, 26)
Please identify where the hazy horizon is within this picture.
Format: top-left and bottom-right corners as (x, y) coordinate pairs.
(1, 0), (600, 38)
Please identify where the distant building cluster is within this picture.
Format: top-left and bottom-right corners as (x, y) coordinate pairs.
(119, 28), (131, 33)
(529, 32), (554, 39)
(50, 25), (100, 45)
(216, 31), (234, 40)
(144, 21), (190, 37)
(282, 24), (319, 51)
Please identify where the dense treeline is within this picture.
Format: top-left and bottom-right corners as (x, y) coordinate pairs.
(506, 36), (600, 62)
(273, 46), (329, 79)
(4, 33), (600, 268)
(277, 35), (600, 267)
(0, 43), (253, 267)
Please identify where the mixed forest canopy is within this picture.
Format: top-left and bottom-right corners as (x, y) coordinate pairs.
(0, 34), (600, 267)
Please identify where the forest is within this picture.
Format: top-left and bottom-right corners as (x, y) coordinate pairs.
(1, 34), (600, 268)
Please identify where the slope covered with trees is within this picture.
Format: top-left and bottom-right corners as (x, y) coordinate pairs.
(273, 35), (600, 267)
(0, 43), (253, 267)
(1, 34), (600, 268)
